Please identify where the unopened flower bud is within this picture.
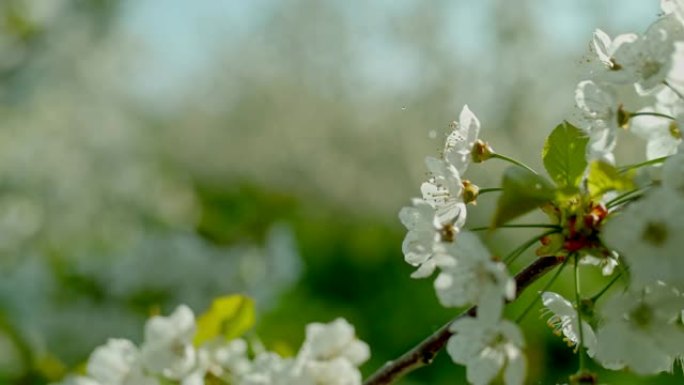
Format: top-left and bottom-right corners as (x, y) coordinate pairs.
(470, 139), (495, 163)
(461, 180), (479, 205)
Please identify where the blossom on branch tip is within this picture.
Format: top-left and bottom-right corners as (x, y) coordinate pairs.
(594, 22), (678, 95)
(443, 105), (481, 174)
(591, 29), (638, 73)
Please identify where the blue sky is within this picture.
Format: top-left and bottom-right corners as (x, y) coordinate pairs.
(119, 0), (659, 110)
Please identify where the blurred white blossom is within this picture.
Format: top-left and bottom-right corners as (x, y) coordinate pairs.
(434, 232), (515, 321)
(594, 285), (684, 374)
(447, 316), (526, 385)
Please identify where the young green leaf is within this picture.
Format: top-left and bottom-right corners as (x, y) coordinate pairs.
(492, 167), (557, 228)
(587, 161), (635, 198)
(194, 294), (255, 346)
(542, 121), (589, 192)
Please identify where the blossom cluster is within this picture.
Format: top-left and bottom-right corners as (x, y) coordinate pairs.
(570, 0), (684, 374)
(576, 1), (684, 162)
(397, 1), (684, 383)
(399, 106), (524, 385)
(55, 305), (369, 385)
(0, 225), (301, 366)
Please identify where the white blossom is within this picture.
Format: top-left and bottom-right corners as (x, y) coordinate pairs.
(447, 316), (526, 385)
(238, 353), (308, 385)
(304, 358), (362, 385)
(662, 0), (681, 14)
(56, 307), (370, 385)
(594, 285), (684, 374)
(398, 198), (442, 278)
(233, 317), (368, 385)
(206, 338), (252, 378)
(603, 22), (677, 94)
(140, 305), (198, 380)
(87, 339), (157, 385)
(602, 187), (684, 289)
(401, 156), (468, 278)
(662, 0), (684, 27)
(541, 292), (597, 357)
(300, 318), (370, 366)
(663, 152), (684, 194)
(180, 349), (212, 385)
(575, 80), (619, 162)
(591, 29), (638, 75)
(629, 104), (682, 160)
(433, 232), (515, 321)
(421, 156), (467, 226)
(443, 105), (481, 174)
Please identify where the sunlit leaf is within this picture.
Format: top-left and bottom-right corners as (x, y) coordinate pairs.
(194, 294), (255, 346)
(542, 121), (589, 192)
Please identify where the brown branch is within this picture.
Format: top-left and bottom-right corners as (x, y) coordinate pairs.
(363, 255), (564, 385)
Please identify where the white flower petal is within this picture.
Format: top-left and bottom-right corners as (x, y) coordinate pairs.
(503, 346), (526, 385)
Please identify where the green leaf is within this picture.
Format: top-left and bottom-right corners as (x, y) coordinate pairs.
(542, 121), (589, 192)
(194, 294), (255, 346)
(492, 167), (557, 228)
(587, 161), (635, 198)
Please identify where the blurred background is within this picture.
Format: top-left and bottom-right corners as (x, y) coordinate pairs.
(0, 1), (677, 384)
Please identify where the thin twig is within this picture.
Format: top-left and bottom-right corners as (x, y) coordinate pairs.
(363, 255), (564, 385)
(468, 224), (560, 232)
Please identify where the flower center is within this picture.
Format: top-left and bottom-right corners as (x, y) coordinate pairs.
(669, 122), (682, 140)
(630, 303), (653, 328)
(439, 224), (457, 242)
(640, 60), (662, 81)
(641, 221), (668, 246)
(608, 58), (622, 71)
